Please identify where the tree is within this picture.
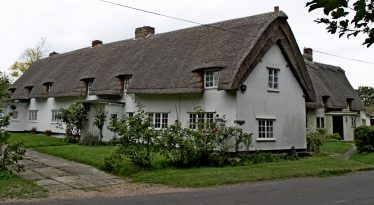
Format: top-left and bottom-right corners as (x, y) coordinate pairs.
(306, 0), (374, 47)
(9, 38), (49, 77)
(356, 86), (374, 106)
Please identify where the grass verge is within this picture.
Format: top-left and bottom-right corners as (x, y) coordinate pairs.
(321, 140), (353, 154)
(0, 174), (47, 199)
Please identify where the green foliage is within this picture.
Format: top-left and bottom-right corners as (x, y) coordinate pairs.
(93, 104), (107, 142)
(0, 115), (26, 175)
(354, 125), (374, 153)
(306, 0), (374, 47)
(307, 131), (324, 154)
(9, 38), (49, 77)
(108, 103), (158, 167)
(8, 133), (67, 148)
(356, 86), (374, 106)
(56, 102), (89, 143)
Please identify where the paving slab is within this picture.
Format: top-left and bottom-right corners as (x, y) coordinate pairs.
(18, 149), (126, 192)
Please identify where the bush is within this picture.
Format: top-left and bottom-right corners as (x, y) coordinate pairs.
(30, 127), (37, 134)
(325, 133), (341, 141)
(307, 131), (324, 154)
(44, 130), (52, 136)
(80, 133), (100, 146)
(0, 115), (25, 175)
(354, 126), (374, 153)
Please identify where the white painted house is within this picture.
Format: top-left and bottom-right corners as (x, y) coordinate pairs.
(6, 8), (320, 151)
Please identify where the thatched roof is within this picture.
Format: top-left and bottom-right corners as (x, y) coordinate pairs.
(10, 11), (315, 101)
(305, 59), (364, 111)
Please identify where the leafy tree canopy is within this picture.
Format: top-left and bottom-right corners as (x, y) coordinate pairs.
(306, 0), (374, 47)
(356, 86), (374, 106)
(9, 38), (49, 77)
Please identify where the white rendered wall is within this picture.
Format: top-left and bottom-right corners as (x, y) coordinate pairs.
(237, 44), (306, 150)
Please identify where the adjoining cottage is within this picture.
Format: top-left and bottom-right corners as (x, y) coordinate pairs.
(6, 8), (321, 151)
(303, 48), (368, 140)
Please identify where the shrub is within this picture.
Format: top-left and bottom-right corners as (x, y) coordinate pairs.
(80, 133), (100, 146)
(93, 105), (107, 142)
(325, 133), (341, 141)
(44, 130), (52, 136)
(0, 115), (25, 175)
(354, 126), (374, 153)
(307, 131), (324, 154)
(30, 127), (37, 134)
(108, 103), (158, 167)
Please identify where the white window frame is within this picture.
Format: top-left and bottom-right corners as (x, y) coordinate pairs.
(47, 84), (52, 92)
(51, 110), (59, 123)
(316, 117), (325, 129)
(148, 113), (168, 129)
(204, 70), (220, 89)
(87, 79), (94, 96)
(124, 76), (131, 93)
(189, 112), (215, 129)
(351, 116), (356, 128)
(257, 119), (275, 139)
(362, 119), (366, 126)
(267, 67), (279, 91)
(28, 110), (38, 121)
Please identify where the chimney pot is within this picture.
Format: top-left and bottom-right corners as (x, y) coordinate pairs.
(274, 6), (280, 12)
(49, 52), (59, 57)
(135, 26), (155, 39)
(303, 47), (313, 61)
(92, 40), (103, 47)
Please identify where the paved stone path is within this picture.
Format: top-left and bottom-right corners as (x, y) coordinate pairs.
(17, 149), (125, 192)
(339, 143), (356, 160)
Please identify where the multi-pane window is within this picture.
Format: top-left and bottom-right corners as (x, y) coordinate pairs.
(127, 112), (134, 117)
(11, 111), (18, 120)
(148, 113), (168, 129)
(316, 117), (324, 129)
(351, 117), (356, 128)
(124, 77), (131, 93)
(189, 112), (215, 129)
(87, 79), (94, 95)
(29, 110), (38, 121)
(51, 110), (59, 123)
(258, 119), (274, 138)
(204, 71), (219, 88)
(362, 119), (366, 126)
(268, 68), (279, 90)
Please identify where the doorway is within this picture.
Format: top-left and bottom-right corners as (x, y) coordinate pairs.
(332, 116), (344, 140)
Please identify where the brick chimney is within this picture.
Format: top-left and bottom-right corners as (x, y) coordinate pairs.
(92, 40), (103, 48)
(303, 47), (313, 61)
(274, 6), (280, 12)
(135, 26), (155, 39)
(49, 52), (59, 57)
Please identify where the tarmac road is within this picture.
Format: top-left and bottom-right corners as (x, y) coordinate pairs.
(9, 170), (374, 205)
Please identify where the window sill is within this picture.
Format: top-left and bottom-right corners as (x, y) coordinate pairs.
(50, 122), (59, 124)
(204, 87), (218, 90)
(267, 89), (279, 93)
(11, 119), (19, 122)
(28, 121), (38, 123)
(256, 138), (276, 142)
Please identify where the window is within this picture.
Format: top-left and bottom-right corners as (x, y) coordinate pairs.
(87, 79), (94, 95)
(51, 110), (58, 123)
(11, 111), (18, 120)
(258, 119), (274, 139)
(148, 113), (168, 129)
(351, 117), (356, 128)
(124, 76), (131, 93)
(268, 68), (279, 90)
(362, 119), (366, 126)
(316, 117), (324, 129)
(189, 112), (215, 129)
(29, 110), (38, 121)
(204, 70), (219, 88)
(47, 84), (52, 92)
(127, 112), (134, 117)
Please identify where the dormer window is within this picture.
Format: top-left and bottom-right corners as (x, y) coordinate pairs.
(87, 79), (94, 96)
(204, 70), (219, 89)
(124, 76), (131, 93)
(9, 88), (16, 95)
(43, 82), (53, 93)
(25, 86), (33, 96)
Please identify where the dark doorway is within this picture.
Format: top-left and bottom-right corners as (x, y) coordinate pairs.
(332, 116), (344, 140)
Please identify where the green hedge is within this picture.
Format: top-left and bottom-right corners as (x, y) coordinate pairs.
(354, 126), (374, 153)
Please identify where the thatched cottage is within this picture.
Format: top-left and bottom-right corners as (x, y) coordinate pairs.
(5, 7), (366, 151)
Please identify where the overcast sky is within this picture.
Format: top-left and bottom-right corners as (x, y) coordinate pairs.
(0, 0), (373, 88)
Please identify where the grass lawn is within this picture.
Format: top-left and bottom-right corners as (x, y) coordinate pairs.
(321, 140), (353, 154)
(33, 145), (117, 168)
(8, 132), (68, 148)
(0, 174), (46, 199)
(350, 153), (374, 164)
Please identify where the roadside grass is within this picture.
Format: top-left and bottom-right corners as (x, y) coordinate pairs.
(321, 140), (353, 155)
(350, 153), (374, 165)
(0, 174), (47, 199)
(8, 132), (68, 148)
